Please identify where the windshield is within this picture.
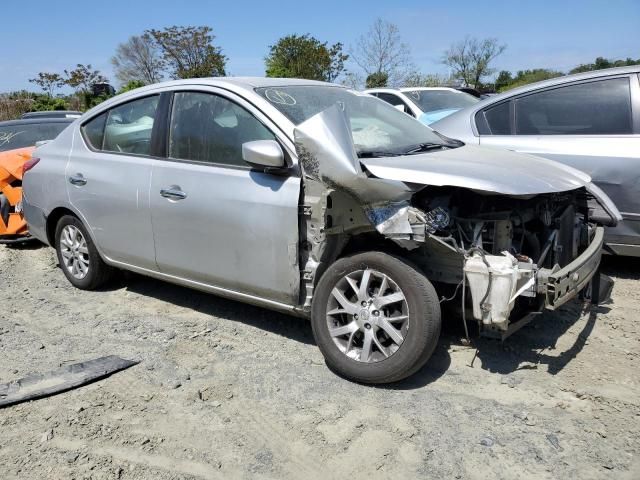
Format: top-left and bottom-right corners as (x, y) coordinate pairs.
(403, 89), (478, 113)
(0, 122), (70, 152)
(255, 86), (457, 157)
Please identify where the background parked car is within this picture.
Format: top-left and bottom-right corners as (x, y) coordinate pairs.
(0, 117), (74, 152)
(432, 66), (640, 256)
(365, 87), (479, 125)
(0, 116), (73, 242)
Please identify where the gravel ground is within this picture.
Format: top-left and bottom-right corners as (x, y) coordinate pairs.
(0, 243), (638, 479)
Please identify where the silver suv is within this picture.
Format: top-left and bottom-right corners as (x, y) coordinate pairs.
(23, 78), (620, 383)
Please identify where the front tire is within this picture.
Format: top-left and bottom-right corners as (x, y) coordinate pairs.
(55, 215), (113, 290)
(311, 251), (441, 384)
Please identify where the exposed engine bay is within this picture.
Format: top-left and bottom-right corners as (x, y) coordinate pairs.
(294, 105), (617, 337)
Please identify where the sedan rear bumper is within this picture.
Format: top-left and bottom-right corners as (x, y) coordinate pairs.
(22, 195), (49, 245)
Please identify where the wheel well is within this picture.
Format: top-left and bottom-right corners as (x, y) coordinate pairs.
(46, 207), (77, 246)
(339, 232), (405, 259)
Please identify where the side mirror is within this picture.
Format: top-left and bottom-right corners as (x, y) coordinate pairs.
(242, 140), (285, 169)
(394, 104), (406, 113)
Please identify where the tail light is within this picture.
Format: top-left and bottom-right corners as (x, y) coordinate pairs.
(22, 157), (40, 175)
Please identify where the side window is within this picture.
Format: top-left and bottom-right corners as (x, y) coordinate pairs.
(515, 78), (633, 135)
(376, 93), (413, 116)
(477, 101), (511, 135)
(82, 112), (107, 149)
(102, 95), (159, 155)
(169, 91), (276, 166)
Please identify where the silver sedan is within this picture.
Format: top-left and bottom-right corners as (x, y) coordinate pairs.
(432, 66), (640, 257)
(23, 78), (620, 383)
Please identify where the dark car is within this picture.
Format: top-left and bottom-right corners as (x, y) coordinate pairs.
(0, 117), (74, 152)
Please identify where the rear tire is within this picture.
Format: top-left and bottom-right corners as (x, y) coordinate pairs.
(311, 251), (441, 384)
(54, 215), (113, 290)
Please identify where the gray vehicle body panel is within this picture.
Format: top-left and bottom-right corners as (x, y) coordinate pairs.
(432, 67), (640, 254)
(23, 77), (619, 316)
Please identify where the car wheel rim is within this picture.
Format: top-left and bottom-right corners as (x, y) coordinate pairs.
(60, 225), (90, 280)
(326, 268), (409, 363)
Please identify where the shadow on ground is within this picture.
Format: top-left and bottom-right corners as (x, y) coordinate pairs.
(121, 271), (316, 346)
(54, 253), (636, 389)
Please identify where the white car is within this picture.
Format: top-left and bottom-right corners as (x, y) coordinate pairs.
(364, 87), (479, 125)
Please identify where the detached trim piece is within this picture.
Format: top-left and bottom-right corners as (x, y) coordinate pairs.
(545, 227), (605, 309)
(0, 356), (138, 408)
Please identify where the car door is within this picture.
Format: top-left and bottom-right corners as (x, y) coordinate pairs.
(149, 89), (300, 304)
(67, 94), (160, 269)
(477, 75), (640, 249)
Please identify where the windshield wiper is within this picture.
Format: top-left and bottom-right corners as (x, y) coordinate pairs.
(357, 150), (402, 158)
(401, 142), (446, 155)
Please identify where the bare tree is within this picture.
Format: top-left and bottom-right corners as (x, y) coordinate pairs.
(350, 18), (413, 87)
(111, 34), (165, 85)
(29, 72), (65, 97)
(442, 37), (506, 88)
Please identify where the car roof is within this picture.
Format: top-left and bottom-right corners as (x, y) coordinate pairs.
(431, 65), (640, 132)
(364, 87), (460, 93)
(131, 77), (339, 93)
(0, 117), (75, 127)
(399, 87), (460, 92)
(21, 110), (82, 119)
(484, 65), (640, 102)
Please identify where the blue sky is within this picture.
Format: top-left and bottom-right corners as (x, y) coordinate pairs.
(1, 0), (638, 92)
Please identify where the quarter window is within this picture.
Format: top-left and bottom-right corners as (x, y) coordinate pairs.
(514, 78), (632, 135)
(102, 95), (159, 155)
(82, 112), (107, 149)
(168, 92), (276, 166)
(479, 101), (511, 135)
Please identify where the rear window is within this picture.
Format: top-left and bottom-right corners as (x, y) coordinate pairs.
(0, 122), (70, 152)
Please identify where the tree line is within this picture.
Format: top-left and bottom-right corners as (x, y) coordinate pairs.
(6, 20), (639, 119)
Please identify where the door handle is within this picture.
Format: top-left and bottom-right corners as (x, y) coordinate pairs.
(68, 173), (87, 186)
(160, 186), (187, 200)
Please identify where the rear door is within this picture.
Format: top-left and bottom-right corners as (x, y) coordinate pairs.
(67, 95), (161, 268)
(149, 88), (300, 304)
(478, 75), (640, 248)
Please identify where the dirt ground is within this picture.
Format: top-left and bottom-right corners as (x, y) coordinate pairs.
(0, 243), (638, 480)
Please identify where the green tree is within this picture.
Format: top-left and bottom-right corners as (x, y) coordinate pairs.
(442, 36), (506, 88)
(118, 80), (146, 94)
(570, 56), (640, 74)
(327, 42), (349, 82)
(265, 34), (348, 82)
(365, 71), (388, 88)
(494, 70), (513, 91)
(146, 26), (226, 79)
(28, 72), (65, 97)
(498, 69), (564, 91)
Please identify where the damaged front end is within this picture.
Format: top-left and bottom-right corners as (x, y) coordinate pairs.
(294, 105), (617, 338)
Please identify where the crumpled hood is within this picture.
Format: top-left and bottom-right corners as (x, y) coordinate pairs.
(361, 144), (592, 196)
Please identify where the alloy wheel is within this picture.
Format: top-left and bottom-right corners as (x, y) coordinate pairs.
(326, 268), (409, 363)
(59, 225), (90, 280)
